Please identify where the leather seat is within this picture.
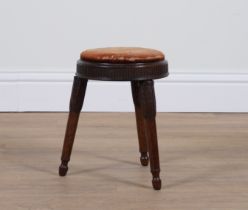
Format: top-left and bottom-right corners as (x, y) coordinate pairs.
(81, 47), (165, 63)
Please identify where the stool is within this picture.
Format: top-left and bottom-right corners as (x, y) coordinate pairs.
(59, 47), (169, 190)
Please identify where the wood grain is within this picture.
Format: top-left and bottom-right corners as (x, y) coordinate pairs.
(0, 113), (248, 209)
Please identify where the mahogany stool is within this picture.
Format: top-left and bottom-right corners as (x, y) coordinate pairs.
(59, 47), (169, 190)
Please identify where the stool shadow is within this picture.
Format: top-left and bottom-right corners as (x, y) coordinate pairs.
(69, 163), (120, 175)
(165, 163), (244, 189)
(91, 171), (151, 189)
(94, 154), (138, 166)
(73, 150), (139, 166)
(21, 164), (58, 176)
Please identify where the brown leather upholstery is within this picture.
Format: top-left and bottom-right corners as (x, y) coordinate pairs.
(81, 47), (165, 63)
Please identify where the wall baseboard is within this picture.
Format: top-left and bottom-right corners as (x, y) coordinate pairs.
(1, 69), (248, 112)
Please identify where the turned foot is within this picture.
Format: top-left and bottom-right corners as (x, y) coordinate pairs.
(140, 152), (149, 166)
(59, 161), (68, 176)
(139, 80), (162, 190)
(152, 177), (161, 190)
(59, 77), (88, 178)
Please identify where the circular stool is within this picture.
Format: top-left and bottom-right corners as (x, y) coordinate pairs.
(59, 47), (169, 190)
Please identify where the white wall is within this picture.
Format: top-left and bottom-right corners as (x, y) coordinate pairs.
(1, 0), (248, 112)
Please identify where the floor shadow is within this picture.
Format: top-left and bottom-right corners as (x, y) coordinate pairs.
(90, 171), (151, 189)
(20, 164), (59, 176)
(165, 163), (245, 188)
(69, 163), (120, 175)
(94, 154), (139, 166)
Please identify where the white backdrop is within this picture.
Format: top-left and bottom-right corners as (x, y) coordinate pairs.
(0, 0), (248, 112)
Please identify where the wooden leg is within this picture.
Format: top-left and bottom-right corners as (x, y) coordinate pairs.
(139, 80), (161, 190)
(131, 81), (149, 166)
(59, 76), (88, 176)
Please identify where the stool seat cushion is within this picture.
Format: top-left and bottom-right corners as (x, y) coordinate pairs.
(81, 47), (165, 63)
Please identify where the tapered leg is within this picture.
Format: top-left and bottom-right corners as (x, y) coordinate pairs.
(139, 80), (161, 190)
(59, 76), (88, 176)
(131, 81), (149, 166)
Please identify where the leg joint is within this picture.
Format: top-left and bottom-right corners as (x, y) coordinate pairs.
(69, 76), (88, 112)
(139, 80), (156, 119)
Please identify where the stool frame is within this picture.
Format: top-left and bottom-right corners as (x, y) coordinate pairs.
(59, 60), (168, 190)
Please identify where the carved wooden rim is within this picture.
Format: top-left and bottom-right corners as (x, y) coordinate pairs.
(76, 60), (169, 81)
